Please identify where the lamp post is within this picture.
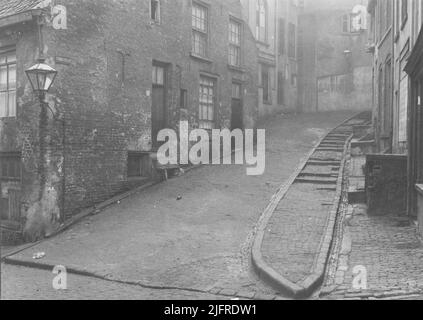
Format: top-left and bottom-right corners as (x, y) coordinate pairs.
(25, 59), (63, 221)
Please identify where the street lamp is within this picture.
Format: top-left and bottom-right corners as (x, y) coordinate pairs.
(25, 57), (65, 223)
(25, 58), (58, 100)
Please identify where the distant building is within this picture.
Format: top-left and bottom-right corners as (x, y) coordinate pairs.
(240, 0), (301, 117)
(0, 0), (259, 242)
(298, 0), (372, 113)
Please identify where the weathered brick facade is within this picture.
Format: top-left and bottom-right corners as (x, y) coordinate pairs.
(0, 0), (259, 242)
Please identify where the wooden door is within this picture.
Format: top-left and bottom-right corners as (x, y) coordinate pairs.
(152, 64), (167, 148)
(231, 83), (243, 130)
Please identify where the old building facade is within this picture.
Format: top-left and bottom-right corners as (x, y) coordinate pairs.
(298, 0), (372, 113)
(368, 0), (395, 153)
(0, 0), (259, 242)
(368, 0), (423, 237)
(240, 0), (301, 117)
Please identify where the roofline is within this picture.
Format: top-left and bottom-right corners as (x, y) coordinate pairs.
(0, 8), (42, 29)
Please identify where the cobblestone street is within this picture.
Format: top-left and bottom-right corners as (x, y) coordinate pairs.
(321, 154), (423, 300)
(0, 264), (228, 300)
(1, 112), (355, 300)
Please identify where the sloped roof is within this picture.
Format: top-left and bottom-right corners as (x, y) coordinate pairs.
(0, 0), (44, 19)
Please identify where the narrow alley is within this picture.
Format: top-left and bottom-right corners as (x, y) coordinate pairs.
(2, 111), (356, 300)
(2, 0), (423, 306)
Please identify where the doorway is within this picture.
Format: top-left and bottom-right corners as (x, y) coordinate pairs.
(152, 62), (168, 148)
(231, 82), (243, 130)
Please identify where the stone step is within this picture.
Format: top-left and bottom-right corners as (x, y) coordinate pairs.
(299, 172), (338, 178)
(295, 177), (338, 185)
(348, 186), (366, 204)
(307, 160), (341, 166)
(316, 148), (344, 152)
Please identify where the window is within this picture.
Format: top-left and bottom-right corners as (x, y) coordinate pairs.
(152, 65), (165, 86)
(199, 77), (215, 130)
(261, 65), (271, 103)
(150, 0), (160, 23)
(256, 0), (267, 42)
(192, 3), (208, 57)
(232, 82), (241, 99)
(127, 152), (150, 178)
(278, 18), (286, 55)
(277, 71), (284, 105)
(0, 153), (21, 181)
(0, 50), (16, 118)
(229, 19), (242, 67)
(291, 73), (297, 87)
(180, 89), (187, 109)
(288, 23), (296, 58)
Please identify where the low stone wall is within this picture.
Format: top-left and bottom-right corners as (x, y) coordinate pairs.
(365, 154), (408, 216)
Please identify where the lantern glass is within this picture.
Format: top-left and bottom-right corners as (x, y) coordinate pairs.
(25, 60), (58, 94)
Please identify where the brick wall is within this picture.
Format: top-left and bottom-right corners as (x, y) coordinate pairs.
(0, 0), (259, 241)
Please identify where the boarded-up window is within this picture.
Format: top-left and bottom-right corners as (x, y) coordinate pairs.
(0, 153), (21, 181)
(127, 152), (150, 178)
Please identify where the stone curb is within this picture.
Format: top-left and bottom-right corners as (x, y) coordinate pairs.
(251, 112), (362, 299)
(297, 133), (352, 297)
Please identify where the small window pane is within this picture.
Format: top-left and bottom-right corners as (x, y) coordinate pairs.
(6, 53), (16, 63)
(0, 66), (7, 91)
(8, 91), (16, 117)
(0, 92), (6, 117)
(8, 64), (16, 89)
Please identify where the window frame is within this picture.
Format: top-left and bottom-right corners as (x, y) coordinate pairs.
(261, 65), (271, 104)
(278, 18), (286, 55)
(256, 0), (268, 43)
(0, 152), (21, 182)
(198, 76), (216, 130)
(288, 23), (296, 59)
(150, 0), (161, 23)
(191, 1), (209, 58)
(228, 17), (242, 67)
(0, 47), (17, 119)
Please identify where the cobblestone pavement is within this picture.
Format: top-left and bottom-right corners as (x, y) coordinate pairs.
(322, 195), (423, 299)
(260, 122), (357, 289)
(262, 183), (335, 283)
(0, 264), (227, 300)
(321, 153), (423, 300)
(1, 111), (355, 300)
